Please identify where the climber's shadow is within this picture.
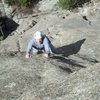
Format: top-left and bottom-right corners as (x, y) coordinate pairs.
(51, 39), (86, 73)
(0, 17), (19, 39)
(56, 39), (86, 57)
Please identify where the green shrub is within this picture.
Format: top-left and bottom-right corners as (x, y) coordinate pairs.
(19, 0), (29, 7)
(5, 0), (29, 7)
(4, 0), (14, 5)
(58, 0), (77, 9)
(58, 0), (91, 10)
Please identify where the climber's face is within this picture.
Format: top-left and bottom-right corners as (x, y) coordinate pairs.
(35, 38), (42, 44)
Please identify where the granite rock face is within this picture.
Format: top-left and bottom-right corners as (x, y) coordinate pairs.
(0, 53), (99, 100)
(0, 0), (100, 100)
(38, 0), (59, 12)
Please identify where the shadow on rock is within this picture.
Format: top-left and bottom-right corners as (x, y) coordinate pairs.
(50, 39), (86, 73)
(59, 65), (73, 74)
(51, 55), (86, 68)
(0, 17), (19, 39)
(56, 39), (86, 57)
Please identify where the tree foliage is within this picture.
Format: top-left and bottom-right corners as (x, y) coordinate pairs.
(4, 0), (35, 7)
(4, 0), (15, 5)
(58, 0), (91, 9)
(4, 0), (40, 7)
(19, 0), (28, 7)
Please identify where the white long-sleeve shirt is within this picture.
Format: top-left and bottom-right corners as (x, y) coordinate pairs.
(27, 36), (51, 54)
